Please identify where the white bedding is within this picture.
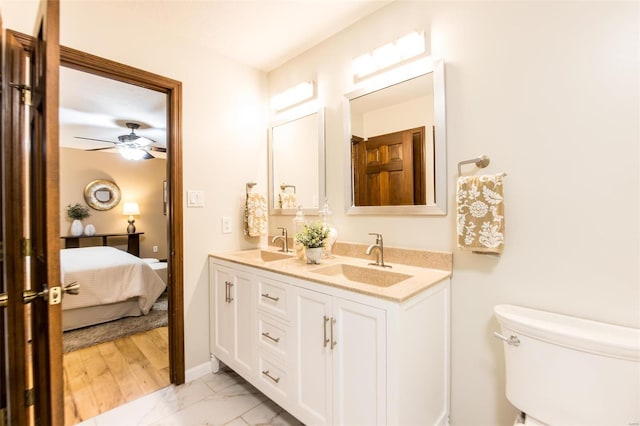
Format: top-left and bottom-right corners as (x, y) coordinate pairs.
(60, 246), (166, 315)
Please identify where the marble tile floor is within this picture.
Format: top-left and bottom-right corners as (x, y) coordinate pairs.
(78, 367), (304, 426)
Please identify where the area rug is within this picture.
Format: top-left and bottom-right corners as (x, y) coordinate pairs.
(63, 292), (168, 353)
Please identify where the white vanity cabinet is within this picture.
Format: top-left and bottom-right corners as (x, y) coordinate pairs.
(209, 262), (255, 377)
(295, 287), (386, 425)
(209, 255), (450, 426)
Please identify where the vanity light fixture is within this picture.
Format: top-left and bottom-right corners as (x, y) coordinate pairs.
(352, 31), (426, 79)
(271, 81), (315, 112)
(119, 147), (147, 161)
(122, 202), (140, 233)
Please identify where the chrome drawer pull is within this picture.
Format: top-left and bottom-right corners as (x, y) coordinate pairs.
(261, 370), (280, 384)
(493, 332), (520, 347)
(261, 332), (280, 343)
(261, 293), (280, 302)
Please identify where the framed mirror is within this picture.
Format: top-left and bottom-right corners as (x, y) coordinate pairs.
(344, 58), (446, 215)
(268, 109), (325, 215)
(83, 179), (122, 211)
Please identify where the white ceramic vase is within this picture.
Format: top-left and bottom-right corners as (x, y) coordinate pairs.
(305, 247), (323, 264)
(70, 219), (83, 236)
(84, 224), (96, 236)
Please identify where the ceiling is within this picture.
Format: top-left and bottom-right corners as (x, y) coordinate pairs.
(58, 0), (392, 155)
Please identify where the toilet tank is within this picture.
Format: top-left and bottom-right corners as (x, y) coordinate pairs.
(494, 304), (640, 426)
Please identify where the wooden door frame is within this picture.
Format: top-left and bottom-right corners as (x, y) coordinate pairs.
(11, 31), (185, 385)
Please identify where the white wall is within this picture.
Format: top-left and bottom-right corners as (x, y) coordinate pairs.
(268, 2), (639, 425)
(0, 0), (269, 372)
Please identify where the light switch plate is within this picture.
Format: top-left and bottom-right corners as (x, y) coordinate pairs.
(222, 216), (232, 234)
(187, 190), (205, 207)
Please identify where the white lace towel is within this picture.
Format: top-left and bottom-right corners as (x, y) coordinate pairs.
(244, 192), (267, 237)
(457, 173), (505, 254)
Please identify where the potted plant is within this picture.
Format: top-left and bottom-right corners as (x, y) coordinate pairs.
(66, 203), (91, 236)
(295, 221), (329, 264)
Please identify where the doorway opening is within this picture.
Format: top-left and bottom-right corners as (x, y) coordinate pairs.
(10, 31), (184, 422)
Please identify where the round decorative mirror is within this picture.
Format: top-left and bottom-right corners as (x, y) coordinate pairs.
(84, 179), (122, 211)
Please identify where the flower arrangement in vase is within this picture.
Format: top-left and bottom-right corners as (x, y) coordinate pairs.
(66, 203), (90, 236)
(295, 221), (329, 264)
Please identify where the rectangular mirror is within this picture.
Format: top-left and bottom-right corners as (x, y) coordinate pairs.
(269, 109), (325, 215)
(344, 58), (446, 215)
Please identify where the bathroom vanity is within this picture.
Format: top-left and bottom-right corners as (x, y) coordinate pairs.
(209, 244), (452, 425)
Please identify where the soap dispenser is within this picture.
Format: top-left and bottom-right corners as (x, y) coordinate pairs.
(292, 205), (306, 260)
(319, 200), (338, 258)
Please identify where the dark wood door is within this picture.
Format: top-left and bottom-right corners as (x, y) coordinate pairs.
(1, 1), (62, 424)
(352, 127), (425, 206)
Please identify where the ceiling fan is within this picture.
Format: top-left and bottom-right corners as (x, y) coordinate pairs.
(75, 122), (166, 160)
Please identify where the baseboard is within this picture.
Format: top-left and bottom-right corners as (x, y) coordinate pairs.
(185, 361), (212, 383)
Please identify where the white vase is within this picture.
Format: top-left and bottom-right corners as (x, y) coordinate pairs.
(70, 219), (83, 236)
(305, 247), (323, 264)
(84, 224), (96, 236)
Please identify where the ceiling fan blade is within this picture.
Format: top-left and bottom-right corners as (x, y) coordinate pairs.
(75, 136), (118, 144)
(150, 146), (167, 153)
(85, 146), (116, 152)
(142, 151), (155, 160)
(136, 136), (157, 146)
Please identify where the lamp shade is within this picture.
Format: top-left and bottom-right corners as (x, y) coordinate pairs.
(122, 202), (140, 216)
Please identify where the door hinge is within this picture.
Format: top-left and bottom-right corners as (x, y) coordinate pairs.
(9, 82), (32, 106)
(21, 238), (32, 257)
(24, 388), (34, 407)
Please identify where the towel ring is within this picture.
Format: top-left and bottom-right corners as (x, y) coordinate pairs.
(458, 155), (490, 176)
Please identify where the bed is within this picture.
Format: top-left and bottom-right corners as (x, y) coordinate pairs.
(60, 246), (167, 331)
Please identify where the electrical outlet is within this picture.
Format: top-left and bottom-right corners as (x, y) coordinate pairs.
(222, 216), (232, 234)
(152, 245), (159, 253)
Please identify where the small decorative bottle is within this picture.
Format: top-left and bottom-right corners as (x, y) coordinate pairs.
(292, 205), (306, 260)
(319, 200), (338, 258)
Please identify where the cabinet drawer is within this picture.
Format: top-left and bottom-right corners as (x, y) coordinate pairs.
(257, 278), (290, 320)
(258, 356), (288, 398)
(258, 314), (289, 361)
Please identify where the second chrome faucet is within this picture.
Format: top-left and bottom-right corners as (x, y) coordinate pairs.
(366, 233), (391, 268)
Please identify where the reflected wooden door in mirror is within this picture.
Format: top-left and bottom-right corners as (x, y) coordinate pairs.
(352, 126), (426, 206)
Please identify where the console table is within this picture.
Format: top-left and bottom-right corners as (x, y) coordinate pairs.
(61, 232), (144, 257)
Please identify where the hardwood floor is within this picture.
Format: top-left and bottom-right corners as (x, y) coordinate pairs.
(63, 326), (170, 425)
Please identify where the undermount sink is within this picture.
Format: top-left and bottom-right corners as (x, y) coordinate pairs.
(311, 263), (413, 287)
(233, 249), (294, 263)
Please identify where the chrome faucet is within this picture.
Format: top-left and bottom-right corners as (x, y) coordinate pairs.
(272, 227), (290, 253)
(366, 233), (391, 268)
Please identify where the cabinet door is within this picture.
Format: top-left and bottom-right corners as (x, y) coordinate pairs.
(211, 266), (235, 361)
(295, 287), (333, 425)
(332, 298), (386, 426)
(210, 264), (254, 375)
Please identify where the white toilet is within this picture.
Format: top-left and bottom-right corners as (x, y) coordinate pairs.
(494, 304), (640, 425)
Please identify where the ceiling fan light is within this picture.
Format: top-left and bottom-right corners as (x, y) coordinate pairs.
(119, 147), (146, 161)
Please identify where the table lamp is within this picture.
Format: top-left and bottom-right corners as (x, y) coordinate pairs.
(122, 202), (140, 234)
